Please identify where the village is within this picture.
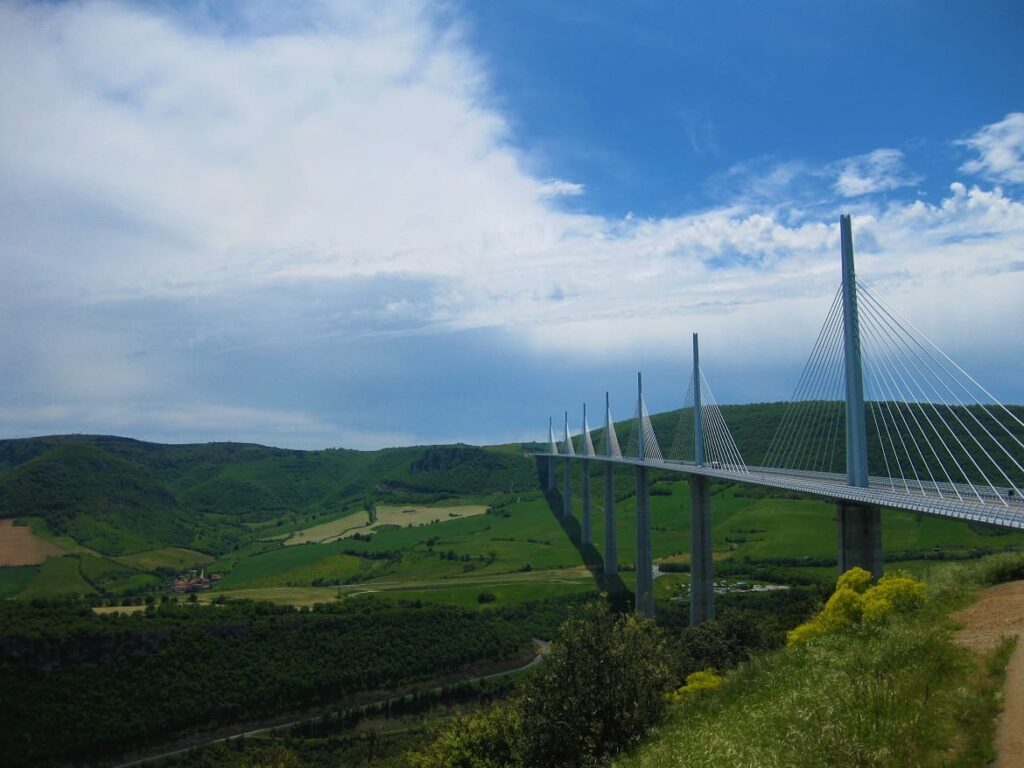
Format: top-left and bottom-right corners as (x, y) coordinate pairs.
(170, 568), (223, 594)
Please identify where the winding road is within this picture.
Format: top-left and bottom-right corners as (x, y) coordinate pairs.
(111, 639), (549, 768)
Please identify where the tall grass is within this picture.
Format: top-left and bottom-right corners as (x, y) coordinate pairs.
(617, 553), (1024, 768)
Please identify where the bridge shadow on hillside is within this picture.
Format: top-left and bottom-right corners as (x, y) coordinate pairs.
(536, 459), (632, 612)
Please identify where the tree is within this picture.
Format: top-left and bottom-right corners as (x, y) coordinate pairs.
(515, 601), (674, 767)
(363, 492), (377, 525)
(407, 601), (673, 768)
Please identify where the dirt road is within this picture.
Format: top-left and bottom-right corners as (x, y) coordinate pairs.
(954, 580), (1024, 768)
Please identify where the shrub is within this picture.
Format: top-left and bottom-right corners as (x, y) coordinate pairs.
(836, 565), (872, 594)
(668, 668), (723, 702)
(410, 601), (674, 768)
(515, 601), (674, 767)
(408, 703), (521, 768)
(788, 569), (926, 645)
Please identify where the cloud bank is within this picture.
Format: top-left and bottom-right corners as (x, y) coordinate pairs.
(1, 1), (1022, 447)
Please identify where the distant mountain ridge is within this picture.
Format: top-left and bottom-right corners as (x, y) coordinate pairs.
(0, 434), (538, 556)
(3, 398), (1021, 557)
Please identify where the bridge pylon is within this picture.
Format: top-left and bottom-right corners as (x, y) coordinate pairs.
(690, 333), (715, 626)
(546, 416), (557, 492)
(838, 214), (883, 579)
(635, 372), (654, 617)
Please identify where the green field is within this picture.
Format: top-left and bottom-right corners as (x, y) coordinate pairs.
(2, 423), (1022, 606)
(216, 544), (364, 589)
(115, 547), (215, 571)
(0, 566), (40, 598)
(19, 556), (95, 598)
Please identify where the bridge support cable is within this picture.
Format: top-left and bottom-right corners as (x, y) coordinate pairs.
(789, 300), (846, 473)
(625, 373), (664, 463)
(665, 370), (747, 473)
(764, 287), (846, 473)
(861, 288), (997, 499)
(863, 282), (1024, 455)
(546, 416), (558, 491)
(858, 307), (951, 497)
(667, 377), (696, 463)
(603, 392), (619, 579)
(858, 282), (1024, 504)
(859, 297), (979, 501)
(699, 371), (748, 472)
(580, 404), (594, 545)
(782, 298), (848, 475)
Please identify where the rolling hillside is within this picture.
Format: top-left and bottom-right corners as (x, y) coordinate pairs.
(2, 402), (1022, 605)
(0, 436), (537, 557)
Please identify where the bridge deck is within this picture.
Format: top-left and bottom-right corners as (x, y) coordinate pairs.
(536, 453), (1024, 532)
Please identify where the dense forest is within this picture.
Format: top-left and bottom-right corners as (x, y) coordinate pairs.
(0, 587), (823, 767)
(0, 595), (579, 766)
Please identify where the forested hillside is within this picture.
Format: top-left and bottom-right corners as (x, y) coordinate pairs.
(0, 436), (537, 556)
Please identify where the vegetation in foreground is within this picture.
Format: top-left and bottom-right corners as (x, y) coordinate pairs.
(615, 554), (1023, 768)
(0, 597), (557, 767)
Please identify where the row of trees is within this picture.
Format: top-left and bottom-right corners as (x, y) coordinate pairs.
(0, 596), (565, 766)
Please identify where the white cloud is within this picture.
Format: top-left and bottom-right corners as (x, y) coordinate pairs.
(0, 1), (1022, 447)
(833, 148), (918, 197)
(959, 112), (1024, 184)
(538, 179), (585, 198)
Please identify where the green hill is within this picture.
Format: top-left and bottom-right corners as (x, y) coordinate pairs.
(0, 435), (537, 557)
(2, 402), (1022, 603)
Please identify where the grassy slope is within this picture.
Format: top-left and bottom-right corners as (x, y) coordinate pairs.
(616, 557), (1020, 768)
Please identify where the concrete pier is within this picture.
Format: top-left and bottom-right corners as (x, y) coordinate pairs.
(635, 465), (654, 617)
(581, 460), (591, 544)
(689, 475), (714, 625)
(603, 465), (616, 577)
(837, 501), (883, 579)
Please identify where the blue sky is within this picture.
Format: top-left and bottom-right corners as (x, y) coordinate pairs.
(1, 0), (1023, 449)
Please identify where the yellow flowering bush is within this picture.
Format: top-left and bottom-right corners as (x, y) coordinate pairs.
(836, 566), (873, 594)
(787, 568), (926, 645)
(668, 668), (724, 702)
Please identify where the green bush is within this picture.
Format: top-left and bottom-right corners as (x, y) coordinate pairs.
(788, 568), (926, 645)
(516, 602), (674, 767)
(410, 601), (674, 768)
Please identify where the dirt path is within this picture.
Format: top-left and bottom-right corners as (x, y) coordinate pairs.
(954, 580), (1024, 768)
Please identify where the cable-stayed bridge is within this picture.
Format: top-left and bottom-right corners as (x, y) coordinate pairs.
(537, 215), (1024, 625)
